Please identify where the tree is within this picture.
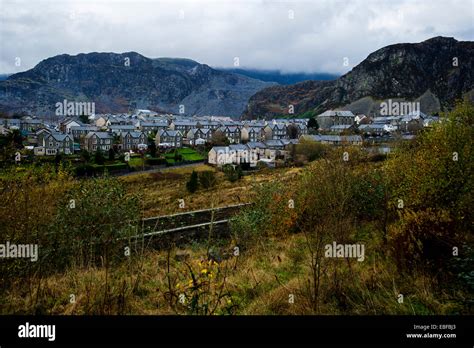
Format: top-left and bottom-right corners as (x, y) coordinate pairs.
(210, 130), (230, 146)
(148, 140), (157, 157)
(174, 150), (182, 162)
(80, 149), (91, 163)
(79, 113), (89, 124)
(113, 134), (121, 145)
(295, 138), (326, 162)
(308, 117), (319, 130)
(385, 99), (474, 270)
(94, 148), (105, 165)
(186, 170), (199, 193)
(54, 153), (63, 167)
(294, 155), (357, 312)
(49, 176), (140, 269)
(287, 124), (299, 139)
(108, 147), (115, 161)
(12, 112), (27, 119)
(222, 164), (242, 182)
(0, 129), (23, 163)
(199, 171), (217, 189)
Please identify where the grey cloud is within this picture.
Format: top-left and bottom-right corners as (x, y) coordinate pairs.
(0, 0), (472, 74)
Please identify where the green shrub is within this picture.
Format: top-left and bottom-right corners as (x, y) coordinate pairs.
(186, 170), (199, 193)
(94, 149), (105, 165)
(47, 176), (140, 270)
(222, 164), (242, 182)
(199, 171), (217, 189)
(385, 100), (473, 271)
(145, 157), (166, 166)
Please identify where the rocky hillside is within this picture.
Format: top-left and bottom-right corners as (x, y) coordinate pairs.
(217, 68), (339, 85)
(242, 37), (474, 119)
(0, 53), (274, 118)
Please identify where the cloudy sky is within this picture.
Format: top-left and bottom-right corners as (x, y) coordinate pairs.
(0, 0), (473, 74)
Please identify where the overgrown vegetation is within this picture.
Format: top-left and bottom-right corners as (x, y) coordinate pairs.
(186, 170), (199, 193)
(0, 101), (472, 315)
(222, 164), (243, 182)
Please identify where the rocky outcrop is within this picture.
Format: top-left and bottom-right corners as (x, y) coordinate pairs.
(0, 53), (274, 118)
(242, 37), (474, 119)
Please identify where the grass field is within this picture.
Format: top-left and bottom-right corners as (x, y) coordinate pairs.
(120, 163), (302, 217)
(163, 147), (205, 164)
(128, 156), (144, 168)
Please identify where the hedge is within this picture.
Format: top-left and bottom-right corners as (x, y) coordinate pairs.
(145, 157), (167, 165)
(74, 163), (130, 176)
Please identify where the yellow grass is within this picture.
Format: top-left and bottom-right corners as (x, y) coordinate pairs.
(120, 164), (303, 217)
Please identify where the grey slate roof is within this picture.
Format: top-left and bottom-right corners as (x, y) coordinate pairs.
(85, 132), (112, 139)
(126, 131), (145, 138)
(330, 125), (353, 130)
(49, 133), (72, 142)
(160, 130), (182, 137)
(246, 142), (267, 149)
(318, 110), (355, 117)
(264, 140), (285, 148)
(70, 125), (98, 131)
(229, 144), (248, 151)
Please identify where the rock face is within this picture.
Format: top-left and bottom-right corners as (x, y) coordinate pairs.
(242, 37), (474, 119)
(0, 53), (274, 118)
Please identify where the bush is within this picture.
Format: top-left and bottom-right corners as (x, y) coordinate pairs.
(186, 170), (199, 193)
(174, 150), (183, 162)
(294, 139), (326, 162)
(145, 157), (166, 166)
(0, 165), (73, 284)
(199, 171), (217, 189)
(102, 163), (129, 171)
(74, 164), (95, 176)
(108, 148), (115, 161)
(230, 181), (291, 247)
(385, 100), (474, 271)
(47, 176), (140, 270)
(351, 169), (386, 221)
(148, 141), (157, 157)
(222, 164), (242, 182)
(94, 149), (105, 165)
(74, 163), (129, 176)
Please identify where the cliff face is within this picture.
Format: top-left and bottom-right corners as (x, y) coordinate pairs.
(0, 53), (274, 118)
(242, 37), (474, 119)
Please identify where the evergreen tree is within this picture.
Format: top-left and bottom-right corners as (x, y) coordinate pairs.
(94, 148), (105, 165)
(308, 117), (319, 130)
(79, 113), (89, 124)
(186, 170), (199, 193)
(108, 148), (115, 161)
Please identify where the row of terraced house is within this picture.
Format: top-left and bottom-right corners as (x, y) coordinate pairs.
(0, 114), (309, 156)
(1, 108), (438, 158)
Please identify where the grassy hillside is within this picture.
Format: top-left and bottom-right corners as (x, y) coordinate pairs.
(0, 101), (472, 315)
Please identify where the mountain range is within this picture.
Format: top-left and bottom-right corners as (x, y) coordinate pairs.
(242, 37), (474, 119)
(0, 37), (472, 120)
(0, 54), (275, 118)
